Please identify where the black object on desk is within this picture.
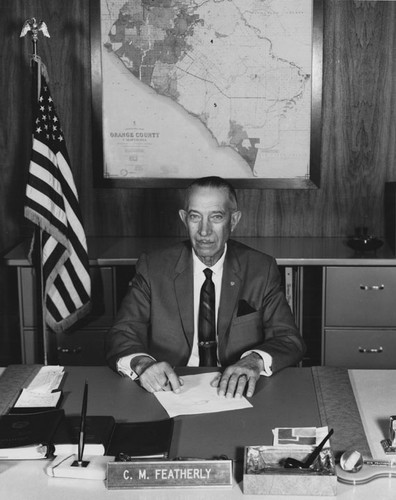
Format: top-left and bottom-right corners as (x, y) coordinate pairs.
(71, 380), (89, 467)
(52, 416), (174, 460)
(0, 408), (64, 459)
(106, 418), (174, 460)
(284, 428), (334, 469)
(53, 415), (115, 455)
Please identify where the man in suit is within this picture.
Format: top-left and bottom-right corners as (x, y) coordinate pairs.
(106, 176), (305, 398)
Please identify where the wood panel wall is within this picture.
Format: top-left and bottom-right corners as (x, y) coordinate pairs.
(1, 0), (396, 363)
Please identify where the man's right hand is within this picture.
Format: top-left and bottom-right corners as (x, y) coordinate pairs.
(131, 356), (183, 394)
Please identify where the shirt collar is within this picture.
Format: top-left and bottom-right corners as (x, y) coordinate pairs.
(192, 243), (227, 276)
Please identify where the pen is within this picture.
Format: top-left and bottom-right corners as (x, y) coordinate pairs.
(77, 380), (88, 466)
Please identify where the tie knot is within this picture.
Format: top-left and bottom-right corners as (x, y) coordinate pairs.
(203, 268), (213, 280)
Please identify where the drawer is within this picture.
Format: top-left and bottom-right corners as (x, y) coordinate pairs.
(56, 329), (106, 365)
(21, 327), (107, 365)
(324, 329), (396, 368)
(324, 267), (396, 327)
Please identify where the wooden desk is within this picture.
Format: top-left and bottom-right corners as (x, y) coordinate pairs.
(0, 366), (395, 499)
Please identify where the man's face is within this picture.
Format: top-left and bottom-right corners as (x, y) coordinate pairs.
(179, 186), (241, 266)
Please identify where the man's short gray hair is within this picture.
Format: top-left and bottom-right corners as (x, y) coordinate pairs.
(184, 176), (238, 210)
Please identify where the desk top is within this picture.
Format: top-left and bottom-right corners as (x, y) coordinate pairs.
(3, 236), (396, 266)
(60, 367), (321, 463)
(1, 366), (395, 500)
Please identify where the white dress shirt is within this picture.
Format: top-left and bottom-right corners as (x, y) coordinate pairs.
(188, 244), (226, 366)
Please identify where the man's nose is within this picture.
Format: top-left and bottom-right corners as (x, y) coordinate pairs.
(199, 218), (212, 235)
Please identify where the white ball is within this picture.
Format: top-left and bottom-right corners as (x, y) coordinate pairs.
(340, 450), (363, 472)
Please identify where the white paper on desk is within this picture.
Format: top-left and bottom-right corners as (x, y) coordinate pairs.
(14, 389), (62, 408)
(26, 365), (64, 393)
(0, 444), (50, 460)
(14, 366), (64, 408)
(154, 372), (252, 417)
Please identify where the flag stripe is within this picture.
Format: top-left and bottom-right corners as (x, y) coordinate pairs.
(47, 296), (63, 323)
(24, 197), (67, 240)
(24, 68), (91, 334)
(43, 241), (65, 283)
(56, 150), (79, 200)
(26, 182), (67, 233)
(31, 145), (59, 177)
(64, 259), (90, 303)
(27, 171), (64, 214)
(53, 273), (77, 314)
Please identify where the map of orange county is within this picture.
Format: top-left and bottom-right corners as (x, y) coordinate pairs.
(100, 0), (313, 180)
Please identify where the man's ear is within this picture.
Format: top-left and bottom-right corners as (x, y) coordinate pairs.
(231, 210), (242, 232)
(179, 209), (187, 227)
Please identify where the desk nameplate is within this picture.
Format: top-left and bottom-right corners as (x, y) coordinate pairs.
(106, 459), (233, 489)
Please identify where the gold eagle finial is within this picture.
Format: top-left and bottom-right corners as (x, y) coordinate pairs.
(20, 18), (50, 39)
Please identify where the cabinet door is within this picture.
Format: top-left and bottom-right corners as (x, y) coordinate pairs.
(324, 267), (396, 327)
(57, 329), (106, 366)
(324, 329), (396, 368)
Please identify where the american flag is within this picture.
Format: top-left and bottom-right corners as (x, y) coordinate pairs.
(24, 69), (91, 333)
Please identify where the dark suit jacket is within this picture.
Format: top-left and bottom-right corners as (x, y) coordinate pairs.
(105, 240), (305, 373)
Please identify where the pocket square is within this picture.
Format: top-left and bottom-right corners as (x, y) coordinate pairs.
(237, 299), (257, 317)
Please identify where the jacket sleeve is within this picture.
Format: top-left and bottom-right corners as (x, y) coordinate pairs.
(257, 258), (306, 373)
(105, 253), (152, 371)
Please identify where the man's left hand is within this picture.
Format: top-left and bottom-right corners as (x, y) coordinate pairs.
(210, 353), (264, 398)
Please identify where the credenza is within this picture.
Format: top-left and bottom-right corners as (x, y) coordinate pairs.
(323, 266), (396, 368)
(3, 236), (396, 368)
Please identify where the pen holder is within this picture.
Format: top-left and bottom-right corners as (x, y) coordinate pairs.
(46, 454), (115, 480)
(243, 446), (337, 496)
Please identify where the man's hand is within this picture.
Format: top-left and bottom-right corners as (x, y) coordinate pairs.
(131, 356), (183, 394)
(210, 353), (264, 398)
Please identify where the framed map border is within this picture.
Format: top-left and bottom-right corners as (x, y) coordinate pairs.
(90, 0), (323, 189)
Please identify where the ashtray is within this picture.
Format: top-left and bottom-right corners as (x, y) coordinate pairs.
(346, 237), (383, 253)
(243, 446), (337, 496)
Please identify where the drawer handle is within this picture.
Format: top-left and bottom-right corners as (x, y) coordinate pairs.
(57, 346), (82, 354)
(358, 346), (383, 354)
(359, 284), (385, 291)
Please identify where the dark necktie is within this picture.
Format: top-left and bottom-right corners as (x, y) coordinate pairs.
(198, 268), (217, 367)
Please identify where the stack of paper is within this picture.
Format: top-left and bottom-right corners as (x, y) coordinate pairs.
(14, 366), (64, 409)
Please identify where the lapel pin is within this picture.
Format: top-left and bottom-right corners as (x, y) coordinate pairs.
(230, 281), (235, 286)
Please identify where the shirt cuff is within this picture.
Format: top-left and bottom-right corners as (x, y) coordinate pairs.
(241, 350), (273, 377)
(117, 353), (155, 380)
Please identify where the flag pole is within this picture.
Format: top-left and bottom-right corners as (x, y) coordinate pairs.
(21, 18), (51, 365)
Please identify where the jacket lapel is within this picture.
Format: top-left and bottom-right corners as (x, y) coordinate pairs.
(174, 243), (194, 351)
(217, 244), (241, 355)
